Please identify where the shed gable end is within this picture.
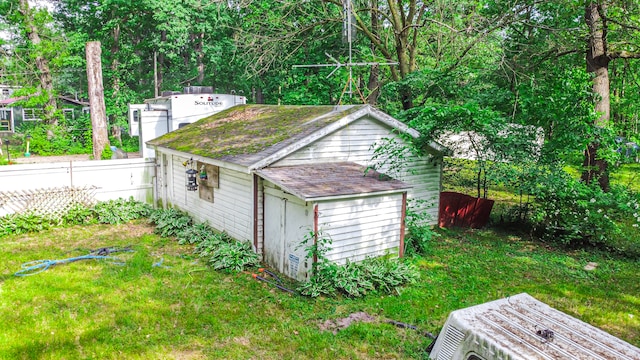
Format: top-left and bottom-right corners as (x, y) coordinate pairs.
(273, 116), (401, 167)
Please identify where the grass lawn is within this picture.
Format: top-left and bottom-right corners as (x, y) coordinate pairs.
(1, 221), (638, 359)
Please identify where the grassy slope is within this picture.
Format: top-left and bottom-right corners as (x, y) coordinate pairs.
(1, 222), (638, 359)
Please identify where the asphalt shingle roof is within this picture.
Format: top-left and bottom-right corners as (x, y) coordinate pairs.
(256, 162), (411, 200)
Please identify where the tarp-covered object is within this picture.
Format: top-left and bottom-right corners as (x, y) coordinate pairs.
(438, 191), (494, 228)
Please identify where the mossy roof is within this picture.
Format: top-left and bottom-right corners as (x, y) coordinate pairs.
(147, 104), (366, 167)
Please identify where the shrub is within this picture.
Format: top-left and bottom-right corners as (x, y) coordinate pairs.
(177, 222), (218, 245)
(297, 257), (419, 298)
(93, 198), (152, 224)
(148, 208), (193, 237)
(0, 213), (59, 236)
(296, 229), (419, 298)
(209, 241), (260, 272)
(530, 171), (640, 254)
(101, 145), (113, 160)
(62, 204), (97, 225)
(188, 228), (230, 257)
(0, 198), (153, 237)
(404, 206), (439, 255)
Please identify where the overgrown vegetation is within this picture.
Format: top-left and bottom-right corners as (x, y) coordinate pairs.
(13, 120), (138, 158)
(442, 158), (640, 258)
(296, 228), (419, 298)
(0, 201), (420, 297)
(147, 208), (416, 294)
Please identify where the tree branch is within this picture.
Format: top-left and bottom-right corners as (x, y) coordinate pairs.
(610, 50), (640, 59)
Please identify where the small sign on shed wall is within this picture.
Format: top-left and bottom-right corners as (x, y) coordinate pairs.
(197, 161), (219, 203)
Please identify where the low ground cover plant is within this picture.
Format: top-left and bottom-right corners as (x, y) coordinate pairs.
(0, 197), (151, 237)
(149, 208), (417, 295)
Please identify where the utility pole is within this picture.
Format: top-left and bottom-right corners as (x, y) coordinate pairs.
(85, 41), (109, 160)
(154, 51), (159, 98)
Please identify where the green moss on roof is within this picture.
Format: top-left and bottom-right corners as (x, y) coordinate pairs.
(148, 104), (364, 162)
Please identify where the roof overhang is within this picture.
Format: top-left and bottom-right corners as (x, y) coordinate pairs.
(153, 146), (249, 174)
(0, 97), (24, 106)
(256, 162), (412, 202)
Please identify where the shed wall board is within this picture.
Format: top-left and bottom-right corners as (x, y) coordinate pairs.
(395, 158), (442, 225)
(254, 175), (264, 254)
(317, 194), (403, 264)
(166, 154), (253, 242)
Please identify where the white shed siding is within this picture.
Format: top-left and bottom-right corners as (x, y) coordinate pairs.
(395, 159), (442, 225)
(273, 117), (389, 167)
(166, 153), (253, 242)
(274, 116), (441, 225)
(169, 155), (188, 208)
(254, 175), (264, 254)
(318, 195), (403, 264)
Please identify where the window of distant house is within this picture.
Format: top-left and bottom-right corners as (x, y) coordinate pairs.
(63, 108), (74, 121)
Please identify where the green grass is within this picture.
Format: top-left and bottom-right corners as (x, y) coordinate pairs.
(612, 163), (640, 192)
(1, 222), (638, 359)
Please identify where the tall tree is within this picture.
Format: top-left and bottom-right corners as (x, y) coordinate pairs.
(86, 41), (109, 160)
(1, 0), (60, 124)
(236, 0), (540, 111)
(582, 1), (640, 191)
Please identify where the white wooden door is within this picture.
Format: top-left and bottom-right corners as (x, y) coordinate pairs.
(264, 192), (285, 273)
(282, 199), (312, 280)
(263, 187), (312, 279)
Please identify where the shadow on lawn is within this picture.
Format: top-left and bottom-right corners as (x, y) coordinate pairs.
(2, 325), (113, 359)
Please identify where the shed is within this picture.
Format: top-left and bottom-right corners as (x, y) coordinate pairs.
(148, 104), (445, 281)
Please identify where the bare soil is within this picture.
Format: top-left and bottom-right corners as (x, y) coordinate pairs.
(318, 312), (377, 334)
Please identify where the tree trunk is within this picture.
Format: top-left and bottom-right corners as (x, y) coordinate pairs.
(354, 0), (420, 110)
(111, 23), (121, 129)
(86, 41), (110, 160)
(196, 32), (205, 84)
(157, 31), (166, 95)
(17, 0), (57, 125)
(582, 1), (610, 191)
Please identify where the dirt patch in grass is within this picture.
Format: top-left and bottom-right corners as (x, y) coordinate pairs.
(318, 312), (377, 334)
(168, 349), (205, 360)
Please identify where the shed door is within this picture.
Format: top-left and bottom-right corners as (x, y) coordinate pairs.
(263, 187), (311, 280)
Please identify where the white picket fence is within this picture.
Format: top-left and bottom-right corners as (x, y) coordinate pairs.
(0, 158), (156, 217)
